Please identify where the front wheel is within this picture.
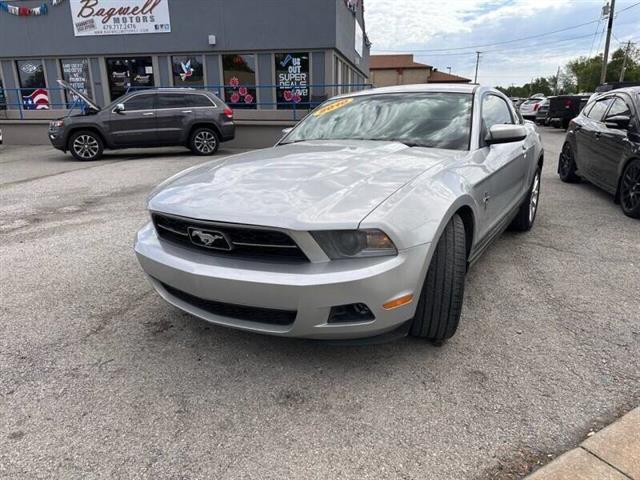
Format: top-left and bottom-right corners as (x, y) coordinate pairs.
(509, 167), (541, 232)
(620, 159), (640, 219)
(189, 127), (219, 156)
(410, 214), (467, 341)
(69, 130), (104, 161)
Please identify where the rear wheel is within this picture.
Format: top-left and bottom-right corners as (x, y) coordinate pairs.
(509, 167), (541, 231)
(620, 159), (640, 219)
(69, 130), (103, 161)
(558, 142), (580, 183)
(189, 127), (219, 155)
(410, 214), (466, 341)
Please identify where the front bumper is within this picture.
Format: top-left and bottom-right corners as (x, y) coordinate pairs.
(134, 221), (431, 339)
(48, 128), (66, 150)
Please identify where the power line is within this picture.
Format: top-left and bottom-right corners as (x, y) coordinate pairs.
(373, 2), (640, 54)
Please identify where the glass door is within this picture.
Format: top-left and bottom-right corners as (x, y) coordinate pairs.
(106, 57), (154, 102)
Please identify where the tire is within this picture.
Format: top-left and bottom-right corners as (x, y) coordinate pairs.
(558, 142), (580, 183)
(69, 130), (104, 161)
(619, 158), (640, 219)
(189, 127), (219, 156)
(509, 167), (541, 232)
(410, 214), (466, 341)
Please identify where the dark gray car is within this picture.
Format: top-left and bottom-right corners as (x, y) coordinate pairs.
(49, 81), (235, 161)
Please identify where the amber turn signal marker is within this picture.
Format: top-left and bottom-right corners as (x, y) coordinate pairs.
(383, 294), (414, 310)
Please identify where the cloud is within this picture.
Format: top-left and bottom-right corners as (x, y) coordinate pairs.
(364, 0), (639, 86)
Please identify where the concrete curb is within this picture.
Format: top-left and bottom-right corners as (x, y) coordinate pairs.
(526, 407), (639, 479)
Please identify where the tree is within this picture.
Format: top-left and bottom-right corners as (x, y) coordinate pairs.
(496, 45), (639, 96)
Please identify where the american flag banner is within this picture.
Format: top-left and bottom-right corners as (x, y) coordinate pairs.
(22, 88), (50, 110)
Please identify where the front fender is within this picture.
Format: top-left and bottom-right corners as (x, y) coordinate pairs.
(359, 169), (481, 252)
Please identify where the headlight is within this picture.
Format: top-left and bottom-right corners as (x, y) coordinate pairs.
(311, 229), (397, 259)
(50, 119), (64, 128)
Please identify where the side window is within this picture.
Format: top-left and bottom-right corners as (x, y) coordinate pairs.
(606, 97), (632, 118)
(156, 94), (187, 109)
(585, 97), (613, 122)
(185, 94), (215, 108)
(123, 94), (154, 111)
(482, 95), (514, 131)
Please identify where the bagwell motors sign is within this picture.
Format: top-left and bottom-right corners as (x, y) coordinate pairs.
(69, 0), (171, 36)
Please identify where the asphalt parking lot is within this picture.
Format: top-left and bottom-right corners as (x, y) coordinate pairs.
(1, 130), (639, 479)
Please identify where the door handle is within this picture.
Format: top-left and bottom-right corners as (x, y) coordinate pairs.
(181, 110), (193, 113)
(142, 112), (154, 116)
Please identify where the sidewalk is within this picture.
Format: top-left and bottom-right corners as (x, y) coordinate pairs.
(526, 407), (639, 479)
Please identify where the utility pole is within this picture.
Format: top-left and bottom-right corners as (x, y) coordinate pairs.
(600, 0), (616, 84)
(474, 52), (481, 83)
(619, 41), (632, 82)
(554, 66), (561, 95)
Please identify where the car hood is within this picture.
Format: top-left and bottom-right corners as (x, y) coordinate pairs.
(148, 140), (464, 230)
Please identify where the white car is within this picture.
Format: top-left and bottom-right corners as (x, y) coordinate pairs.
(135, 84), (544, 343)
(519, 95), (546, 121)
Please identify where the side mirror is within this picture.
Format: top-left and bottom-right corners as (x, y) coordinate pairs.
(114, 103), (125, 114)
(281, 127), (293, 137)
(485, 124), (527, 145)
(604, 115), (631, 130)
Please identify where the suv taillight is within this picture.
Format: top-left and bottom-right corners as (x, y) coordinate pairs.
(533, 103), (540, 111)
(223, 107), (233, 119)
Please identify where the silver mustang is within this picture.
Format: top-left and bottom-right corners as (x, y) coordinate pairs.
(135, 84), (543, 342)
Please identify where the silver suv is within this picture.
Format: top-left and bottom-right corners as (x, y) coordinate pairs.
(49, 81), (235, 161)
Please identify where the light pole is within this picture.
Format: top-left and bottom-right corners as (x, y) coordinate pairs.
(474, 52), (481, 83)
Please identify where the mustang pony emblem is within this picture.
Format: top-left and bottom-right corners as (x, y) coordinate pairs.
(187, 228), (232, 250)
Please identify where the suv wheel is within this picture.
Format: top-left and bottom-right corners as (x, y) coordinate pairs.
(509, 167), (541, 231)
(69, 130), (103, 161)
(620, 158), (640, 219)
(190, 127), (219, 155)
(410, 214), (466, 341)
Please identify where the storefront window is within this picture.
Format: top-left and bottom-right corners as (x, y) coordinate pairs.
(16, 60), (49, 110)
(275, 52), (309, 109)
(172, 56), (204, 87)
(106, 57), (154, 101)
(222, 54), (256, 109)
(60, 59), (92, 107)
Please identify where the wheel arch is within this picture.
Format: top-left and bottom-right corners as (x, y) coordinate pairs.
(65, 126), (106, 151)
(188, 122), (222, 143)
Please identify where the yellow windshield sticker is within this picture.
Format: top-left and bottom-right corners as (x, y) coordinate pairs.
(313, 98), (354, 117)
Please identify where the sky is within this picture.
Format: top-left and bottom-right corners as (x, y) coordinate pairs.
(364, 0), (640, 86)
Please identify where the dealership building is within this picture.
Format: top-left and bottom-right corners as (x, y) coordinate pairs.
(0, 0), (370, 145)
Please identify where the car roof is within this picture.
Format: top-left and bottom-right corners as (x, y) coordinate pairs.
(338, 83), (480, 98)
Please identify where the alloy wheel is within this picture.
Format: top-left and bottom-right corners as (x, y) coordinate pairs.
(529, 171), (541, 223)
(194, 131), (217, 154)
(73, 135), (99, 159)
(621, 162), (640, 212)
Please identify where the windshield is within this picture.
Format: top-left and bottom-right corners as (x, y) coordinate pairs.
(282, 92), (473, 150)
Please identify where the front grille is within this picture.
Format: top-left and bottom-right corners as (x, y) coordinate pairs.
(152, 213), (309, 262)
(160, 281), (296, 326)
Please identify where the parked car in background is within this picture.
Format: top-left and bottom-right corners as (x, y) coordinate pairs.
(559, 86), (640, 218)
(49, 80), (235, 161)
(548, 94), (591, 129)
(535, 97), (551, 125)
(135, 84), (544, 343)
(510, 97), (525, 109)
(519, 94), (546, 121)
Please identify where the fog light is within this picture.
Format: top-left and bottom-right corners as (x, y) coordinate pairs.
(328, 303), (374, 323)
(383, 294), (413, 310)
